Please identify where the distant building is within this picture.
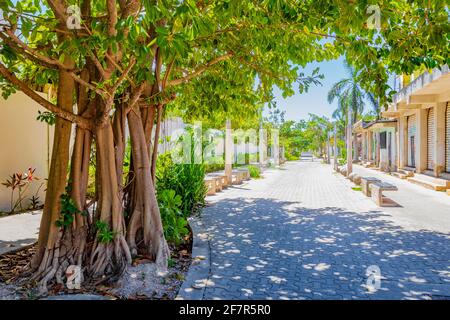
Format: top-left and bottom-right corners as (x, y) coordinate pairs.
(354, 65), (450, 192)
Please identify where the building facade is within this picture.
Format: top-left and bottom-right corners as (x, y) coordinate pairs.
(353, 119), (398, 172)
(382, 65), (450, 180)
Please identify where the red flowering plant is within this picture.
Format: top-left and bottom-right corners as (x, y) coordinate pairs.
(1, 167), (43, 214)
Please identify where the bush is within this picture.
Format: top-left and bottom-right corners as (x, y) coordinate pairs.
(247, 165), (261, 178)
(285, 153), (298, 161)
(204, 155), (225, 173)
(156, 153), (207, 217)
(338, 158), (346, 166)
(157, 189), (189, 244)
(236, 153), (258, 165)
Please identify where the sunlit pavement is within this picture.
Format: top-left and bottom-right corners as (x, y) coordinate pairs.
(0, 211), (41, 255)
(199, 161), (450, 300)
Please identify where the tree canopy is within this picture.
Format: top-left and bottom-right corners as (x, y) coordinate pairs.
(0, 0), (448, 294)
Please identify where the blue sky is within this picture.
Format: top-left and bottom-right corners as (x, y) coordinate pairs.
(265, 56), (362, 122)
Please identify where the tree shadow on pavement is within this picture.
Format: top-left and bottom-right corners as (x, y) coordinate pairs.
(200, 197), (450, 300)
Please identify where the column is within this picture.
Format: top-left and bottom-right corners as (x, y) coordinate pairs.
(326, 131), (331, 164)
(273, 129), (280, 166)
(225, 119), (233, 182)
(346, 107), (353, 175)
(334, 122), (338, 170)
(398, 115), (408, 168)
(416, 108), (427, 173)
(434, 102), (446, 176)
(259, 123), (265, 166)
(362, 132), (367, 161)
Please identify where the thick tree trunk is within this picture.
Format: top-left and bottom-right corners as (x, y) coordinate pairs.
(29, 60), (77, 293)
(126, 109), (169, 271)
(151, 104), (163, 181)
(89, 123), (131, 280)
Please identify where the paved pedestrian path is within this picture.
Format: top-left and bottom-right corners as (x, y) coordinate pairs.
(352, 164), (450, 233)
(0, 211), (41, 255)
(198, 161), (450, 300)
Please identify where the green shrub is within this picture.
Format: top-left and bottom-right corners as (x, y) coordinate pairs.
(157, 189), (189, 244)
(236, 153), (257, 165)
(285, 153), (298, 161)
(247, 165), (261, 178)
(204, 155), (225, 173)
(156, 153), (207, 217)
(205, 163), (225, 173)
(95, 220), (116, 243)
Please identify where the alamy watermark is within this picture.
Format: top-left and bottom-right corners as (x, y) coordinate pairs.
(66, 265), (82, 290)
(67, 5), (82, 30)
(366, 5), (381, 31)
(166, 123), (280, 166)
(365, 265), (382, 292)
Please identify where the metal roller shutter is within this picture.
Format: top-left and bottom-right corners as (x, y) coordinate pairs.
(446, 103), (450, 172)
(427, 107), (435, 170)
(407, 114), (416, 167)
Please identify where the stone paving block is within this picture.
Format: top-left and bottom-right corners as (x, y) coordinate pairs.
(185, 162), (450, 300)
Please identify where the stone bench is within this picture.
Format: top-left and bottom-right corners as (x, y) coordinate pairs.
(208, 173), (228, 188)
(348, 173), (362, 185)
(206, 174), (224, 192)
(235, 168), (250, 180)
(369, 182), (398, 207)
(204, 178), (216, 196)
(361, 177), (381, 196)
(231, 170), (245, 185)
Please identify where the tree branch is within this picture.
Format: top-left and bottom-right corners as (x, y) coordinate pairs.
(0, 62), (91, 129)
(0, 29), (73, 71)
(168, 53), (233, 87)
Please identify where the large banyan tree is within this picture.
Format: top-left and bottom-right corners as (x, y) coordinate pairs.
(0, 0), (447, 294)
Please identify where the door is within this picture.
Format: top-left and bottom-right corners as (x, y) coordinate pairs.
(388, 132), (392, 168)
(407, 115), (416, 167)
(446, 103), (450, 172)
(427, 107), (435, 170)
(410, 136), (416, 168)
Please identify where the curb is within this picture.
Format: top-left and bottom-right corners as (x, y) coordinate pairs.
(175, 215), (211, 300)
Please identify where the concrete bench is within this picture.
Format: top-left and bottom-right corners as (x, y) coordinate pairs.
(369, 182), (398, 207)
(208, 173), (228, 187)
(349, 173), (362, 185)
(211, 175), (223, 192)
(361, 177), (381, 196)
(236, 168), (250, 180)
(204, 178), (216, 195)
(231, 170), (245, 185)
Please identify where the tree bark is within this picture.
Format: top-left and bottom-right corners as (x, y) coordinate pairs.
(126, 108), (169, 271)
(89, 122), (131, 280)
(151, 104), (163, 181)
(29, 56), (76, 293)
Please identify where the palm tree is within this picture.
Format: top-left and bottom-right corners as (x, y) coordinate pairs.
(327, 62), (366, 166)
(327, 61), (365, 124)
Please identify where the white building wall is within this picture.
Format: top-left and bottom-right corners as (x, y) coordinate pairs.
(0, 91), (53, 212)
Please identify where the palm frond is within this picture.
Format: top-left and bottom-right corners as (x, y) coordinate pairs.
(327, 78), (351, 104)
(366, 92), (380, 117)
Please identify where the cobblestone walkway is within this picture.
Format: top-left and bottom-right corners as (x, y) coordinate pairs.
(199, 161), (450, 300)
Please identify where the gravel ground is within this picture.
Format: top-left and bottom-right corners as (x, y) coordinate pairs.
(0, 283), (22, 300)
(110, 262), (187, 299)
(0, 242), (192, 300)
